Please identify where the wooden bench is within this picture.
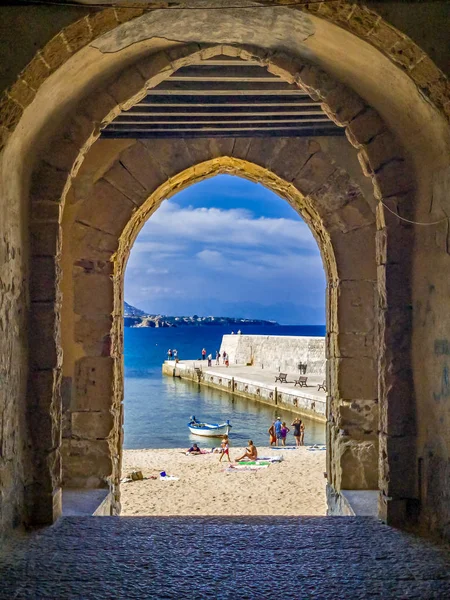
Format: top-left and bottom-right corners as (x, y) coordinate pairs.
(275, 372), (288, 383)
(318, 380), (327, 392)
(294, 376), (308, 387)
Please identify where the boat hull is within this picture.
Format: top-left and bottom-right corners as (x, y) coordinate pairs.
(188, 424), (231, 437)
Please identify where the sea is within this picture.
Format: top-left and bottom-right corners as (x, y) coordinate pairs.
(124, 324), (327, 450)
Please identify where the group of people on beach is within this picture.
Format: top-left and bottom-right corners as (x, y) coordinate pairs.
(187, 435), (257, 464)
(268, 417), (305, 447)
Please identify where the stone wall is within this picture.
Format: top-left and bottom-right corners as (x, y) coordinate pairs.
(220, 335), (326, 376)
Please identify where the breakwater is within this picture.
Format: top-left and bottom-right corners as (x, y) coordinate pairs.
(162, 360), (326, 423)
(219, 334), (326, 375)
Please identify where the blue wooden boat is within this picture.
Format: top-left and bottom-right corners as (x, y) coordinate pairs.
(188, 415), (232, 437)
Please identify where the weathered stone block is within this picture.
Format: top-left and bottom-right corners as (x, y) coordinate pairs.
(334, 333), (375, 359)
(322, 85), (365, 127)
(73, 271), (113, 316)
(74, 315), (113, 356)
(379, 368), (415, 437)
(359, 131), (403, 174)
(324, 193), (374, 233)
(137, 51), (173, 88)
(331, 357), (377, 400)
(119, 142), (167, 192)
(370, 21), (403, 51)
(0, 95), (23, 130)
(88, 8), (118, 38)
(346, 108), (386, 148)
(330, 225), (376, 281)
(296, 65), (335, 100)
(21, 54), (50, 92)
(72, 411), (114, 440)
(293, 151), (336, 195)
(268, 137), (315, 182)
(63, 18), (92, 52)
(30, 257), (59, 302)
(389, 39), (424, 70)
(348, 5), (379, 36)
(166, 44), (202, 69)
(379, 434), (417, 497)
(266, 52), (301, 83)
(32, 201), (61, 222)
(78, 179), (135, 236)
(30, 221), (61, 257)
(29, 369), (61, 412)
(141, 139), (195, 178)
(44, 136), (80, 172)
(337, 280), (376, 335)
(337, 439), (378, 490)
(81, 90), (121, 125)
(373, 160), (414, 199)
(74, 357), (114, 411)
(338, 399), (379, 438)
(8, 79), (35, 108)
(71, 222), (118, 261)
(114, 8), (145, 23)
(41, 34), (72, 73)
(377, 263), (411, 310)
(31, 162), (70, 203)
(103, 161), (148, 207)
(29, 302), (60, 371)
(108, 67), (146, 111)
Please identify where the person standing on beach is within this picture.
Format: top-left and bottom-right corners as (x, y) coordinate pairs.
(219, 435), (231, 462)
(202, 348), (206, 360)
(280, 422), (290, 446)
(274, 417), (282, 446)
(268, 422), (277, 446)
(292, 418), (302, 447)
(300, 421), (305, 446)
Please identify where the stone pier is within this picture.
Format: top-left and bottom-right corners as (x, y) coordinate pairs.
(162, 360), (327, 422)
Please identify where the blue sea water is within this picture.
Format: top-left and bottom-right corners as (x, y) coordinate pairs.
(124, 325), (327, 449)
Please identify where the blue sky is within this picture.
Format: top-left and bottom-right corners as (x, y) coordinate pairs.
(125, 174), (325, 325)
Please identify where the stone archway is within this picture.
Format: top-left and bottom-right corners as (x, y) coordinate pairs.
(60, 137), (379, 517)
(21, 42), (417, 528)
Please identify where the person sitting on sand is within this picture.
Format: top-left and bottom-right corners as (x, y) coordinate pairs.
(280, 422), (290, 447)
(187, 443), (201, 455)
(236, 440), (258, 462)
(219, 435), (231, 462)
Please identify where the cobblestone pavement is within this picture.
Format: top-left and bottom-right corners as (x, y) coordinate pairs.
(1, 516), (450, 599)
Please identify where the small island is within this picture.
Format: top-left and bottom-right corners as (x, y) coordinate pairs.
(124, 302), (278, 328)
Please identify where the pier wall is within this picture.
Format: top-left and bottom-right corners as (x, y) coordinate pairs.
(162, 362), (326, 423)
(219, 335), (326, 376)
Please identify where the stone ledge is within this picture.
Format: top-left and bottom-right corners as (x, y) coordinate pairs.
(62, 488), (112, 517)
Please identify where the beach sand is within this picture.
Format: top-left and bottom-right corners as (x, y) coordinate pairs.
(121, 446), (327, 516)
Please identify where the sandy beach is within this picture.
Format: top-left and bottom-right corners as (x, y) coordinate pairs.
(121, 446), (327, 516)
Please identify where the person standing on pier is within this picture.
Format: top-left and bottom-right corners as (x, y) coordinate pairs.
(215, 350), (220, 365)
(207, 353), (212, 367)
(202, 348), (206, 360)
(222, 350), (227, 365)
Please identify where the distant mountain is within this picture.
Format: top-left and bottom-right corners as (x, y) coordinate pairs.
(124, 301), (147, 317)
(124, 303), (278, 328)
